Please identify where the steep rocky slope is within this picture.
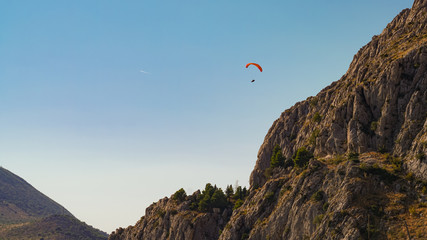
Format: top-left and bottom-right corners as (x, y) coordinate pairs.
(110, 0), (427, 239)
(0, 167), (108, 239)
(109, 194), (229, 240)
(250, 0), (427, 189)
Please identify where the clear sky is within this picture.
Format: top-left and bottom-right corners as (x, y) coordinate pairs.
(0, 0), (413, 234)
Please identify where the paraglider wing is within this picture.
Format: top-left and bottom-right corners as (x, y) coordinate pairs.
(245, 63), (263, 72)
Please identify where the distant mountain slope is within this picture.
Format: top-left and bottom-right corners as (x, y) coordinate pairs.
(0, 215), (107, 240)
(0, 167), (108, 239)
(109, 0), (427, 239)
(0, 167), (72, 224)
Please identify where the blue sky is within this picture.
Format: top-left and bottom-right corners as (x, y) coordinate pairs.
(0, 0), (413, 233)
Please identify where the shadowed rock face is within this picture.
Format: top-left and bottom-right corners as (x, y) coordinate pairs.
(250, 0), (427, 189)
(110, 1), (427, 239)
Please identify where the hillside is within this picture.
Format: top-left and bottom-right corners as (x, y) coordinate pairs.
(0, 167), (72, 224)
(109, 0), (427, 239)
(0, 167), (108, 239)
(0, 214), (107, 240)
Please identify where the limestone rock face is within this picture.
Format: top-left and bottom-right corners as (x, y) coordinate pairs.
(250, 0), (427, 188)
(221, 153), (426, 239)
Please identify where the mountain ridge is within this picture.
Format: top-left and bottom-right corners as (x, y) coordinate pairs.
(109, 0), (427, 239)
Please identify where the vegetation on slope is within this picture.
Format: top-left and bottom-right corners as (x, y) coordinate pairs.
(0, 215), (108, 240)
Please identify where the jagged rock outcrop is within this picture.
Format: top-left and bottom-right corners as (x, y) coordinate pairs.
(109, 191), (231, 240)
(110, 1), (427, 239)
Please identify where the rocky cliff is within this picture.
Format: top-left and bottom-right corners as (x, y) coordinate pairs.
(250, 0), (427, 189)
(109, 192), (231, 240)
(110, 0), (427, 239)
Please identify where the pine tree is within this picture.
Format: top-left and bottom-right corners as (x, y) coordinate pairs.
(271, 144), (285, 168)
(225, 185), (234, 200)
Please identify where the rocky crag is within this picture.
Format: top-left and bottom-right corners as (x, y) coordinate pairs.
(110, 0), (427, 239)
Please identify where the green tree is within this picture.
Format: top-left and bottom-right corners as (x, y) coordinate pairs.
(201, 183), (215, 198)
(293, 147), (313, 168)
(198, 195), (211, 212)
(211, 189), (227, 209)
(225, 185), (234, 200)
(198, 183), (216, 212)
(271, 144), (285, 168)
(233, 186), (242, 200)
(172, 188), (187, 202)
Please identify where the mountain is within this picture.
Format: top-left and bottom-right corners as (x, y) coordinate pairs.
(109, 0), (427, 239)
(0, 167), (72, 224)
(0, 167), (108, 240)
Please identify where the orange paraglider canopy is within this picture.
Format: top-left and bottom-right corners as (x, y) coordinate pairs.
(245, 63), (262, 72)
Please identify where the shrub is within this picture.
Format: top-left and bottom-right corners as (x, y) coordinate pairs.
(311, 190), (324, 202)
(330, 154), (345, 165)
(156, 210), (166, 218)
(264, 167), (272, 178)
(313, 214), (324, 225)
(233, 199), (244, 210)
(370, 121), (378, 131)
(309, 97), (318, 107)
(347, 152), (359, 162)
(378, 145), (387, 153)
(386, 155), (402, 173)
(323, 202), (329, 211)
(309, 129), (320, 145)
(293, 147), (313, 169)
(264, 191), (275, 202)
(409, 206), (418, 216)
(313, 112), (322, 123)
(172, 188), (187, 202)
(271, 144), (285, 168)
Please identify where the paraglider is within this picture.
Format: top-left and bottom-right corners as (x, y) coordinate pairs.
(246, 63), (262, 83)
(245, 63), (262, 72)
